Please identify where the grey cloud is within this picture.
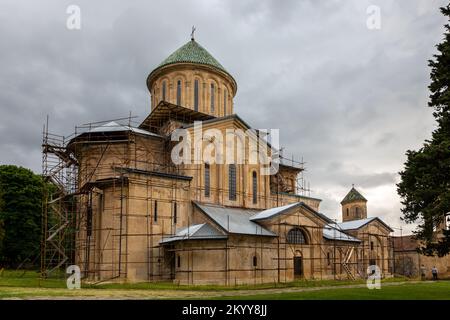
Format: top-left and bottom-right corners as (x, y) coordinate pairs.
(0, 0), (447, 232)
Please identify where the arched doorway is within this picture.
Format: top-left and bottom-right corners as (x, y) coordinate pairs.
(294, 250), (303, 278)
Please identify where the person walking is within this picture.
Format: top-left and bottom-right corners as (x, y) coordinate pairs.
(432, 266), (438, 280)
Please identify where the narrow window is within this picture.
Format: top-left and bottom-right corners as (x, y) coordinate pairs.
(87, 204), (92, 237)
(177, 255), (181, 268)
(253, 256), (257, 267)
(194, 79), (199, 111)
(223, 88), (227, 116)
(173, 202), (177, 224)
(162, 81), (166, 101)
(210, 83), (215, 113)
(205, 163), (210, 197)
(154, 200), (158, 222)
(327, 252), (331, 265)
(346, 208), (349, 217)
(355, 207), (359, 218)
(256, 130), (260, 155)
(176, 80), (181, 105)
(370, 241), (374, 250)
(100, 194), (104, 213)
(229, 164), (236, 201)
(252, 171), (257, 204)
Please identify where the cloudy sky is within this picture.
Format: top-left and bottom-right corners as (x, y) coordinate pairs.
(0, 0), (447, 234)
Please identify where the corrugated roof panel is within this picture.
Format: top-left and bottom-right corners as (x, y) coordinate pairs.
(89, 121), (161, 137)
(194, 202), (276, 237)
(249, 202), (300, 221)
(160, 223), (227, 244)
(174, 223), (204, 237)
(323, 225), (361, 242)
(336, 217), (377, 230)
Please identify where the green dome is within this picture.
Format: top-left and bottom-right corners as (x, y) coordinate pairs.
(341, 187), (367, 205)
(150, 39), (233, 79)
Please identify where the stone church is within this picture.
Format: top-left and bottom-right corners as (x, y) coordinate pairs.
(69, 36), (393, 285)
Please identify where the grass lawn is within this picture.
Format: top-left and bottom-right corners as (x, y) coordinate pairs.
(0, 269), (448, 299)
(0, 269), (408, 291)
(214, 281), (450, 300)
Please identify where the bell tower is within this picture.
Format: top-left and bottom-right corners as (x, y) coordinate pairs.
(341, 186), (367, 222)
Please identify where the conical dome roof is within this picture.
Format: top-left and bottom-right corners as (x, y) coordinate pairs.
(341, 187), (367, 205)
(149, 39), (235, 82)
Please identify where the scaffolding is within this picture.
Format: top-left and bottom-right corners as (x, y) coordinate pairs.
(41, 107), (214, 280)
(41, 106), (394, 284)
(41, 117), (78, 276)
(161, 218), (395, 285)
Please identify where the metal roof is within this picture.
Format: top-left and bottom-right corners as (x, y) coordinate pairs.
(336, 217), (393, 232)
(87, 121), (161, 137)
(316, 212), (334, 224)
(181, 113), (253, 131)
(249, 201), (331, 224)
(337, 217), (376, 230)
(323, 225), (361, 242)
(272, 192), (322, 203)
(249, 202), (300, 221)
(159, 223), (227, 244)
(193, 202), (276, 237)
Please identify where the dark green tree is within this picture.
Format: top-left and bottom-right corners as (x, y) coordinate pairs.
(397, 4), (450, 257)
(0, 190), (4, 255)
(0, 165), (43, 267)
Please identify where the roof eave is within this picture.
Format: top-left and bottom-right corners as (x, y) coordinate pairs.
(339, 217), (394, 232)
(323, 236), (361, 243)
(192, 201), (276, 237)
(249, 202), (303, 222)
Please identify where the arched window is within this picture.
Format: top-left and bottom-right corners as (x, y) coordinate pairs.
(229, 164), (236, 201)
(162, 81), (166, 101)
(252, 171), (257, 204)
(286, 228), (307, 244)
(210, 83), (215, 113)
(194, 79), (199, 111)
(176, 80), (182, 105)
(204, 163), (210, 197)
(223, 88), (227, 116)
(355, 207), (360, 218)
(252, 256), (257, 267)
(327, 252), (331, 265)
(346, 208), (349, 217)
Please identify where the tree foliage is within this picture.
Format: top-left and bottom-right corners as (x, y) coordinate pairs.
(0, 189), (5, 254)
(0, 165), (43, 267)
(397, 4), (450, 257)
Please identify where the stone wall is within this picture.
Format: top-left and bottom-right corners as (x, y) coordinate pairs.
(149, 64), (236, 117)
